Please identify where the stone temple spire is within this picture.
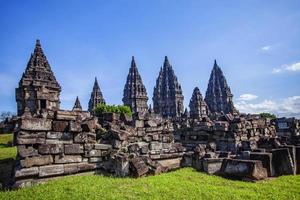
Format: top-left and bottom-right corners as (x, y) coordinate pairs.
(189, 87), (209, 119)
(122, 56), (148, 113)
(88, 77), (105, 113)
(16, 39), (61, 116)
(204, 60), (237, 115)
(72, 96), (82, 111)
(153, 56), (184, 118)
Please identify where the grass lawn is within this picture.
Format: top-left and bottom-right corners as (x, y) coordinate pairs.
(0, 168), (299, 200)
(0, 134), (16, 160)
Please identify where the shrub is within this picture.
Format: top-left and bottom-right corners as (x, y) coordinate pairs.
(94, 104), (132, 117)
(260, 112), (276, 119)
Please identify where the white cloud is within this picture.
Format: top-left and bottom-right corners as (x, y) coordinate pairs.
(235, 96), (300, 118)
(261, 46), (271, 51)
(238, 94), (258, 101)
(272, 62), (300, 74)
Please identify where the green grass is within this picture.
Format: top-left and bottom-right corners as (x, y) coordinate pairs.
(0, 168), (299, 200)
(0, 134), (16, 160)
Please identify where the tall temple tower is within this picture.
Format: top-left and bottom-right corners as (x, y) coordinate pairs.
(204, 60), (237, 115)
(16, 40), (61, 116)
(153, 56), (184, 118)
(72, 96), (82, 111)
(189, 87), (210, 119)
(122, 56), (148, 113)
(88, 77), (105, 113)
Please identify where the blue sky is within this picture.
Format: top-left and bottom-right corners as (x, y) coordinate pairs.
(0, 0), (300, 117)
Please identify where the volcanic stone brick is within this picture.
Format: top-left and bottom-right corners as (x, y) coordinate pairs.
(94, 144), (112, 150)
(78, 162), (95, 172)
(18, 145), (38, 158)
(150, 142), (162, 151)
(69, 121), (82, 132)
(15, 167), (39, 178)
(39, 164), (64, 177)
(38, 144), (62, 154)
(271, 148), (294, 176)
(17, 132), (46, 144)
(20, 118), (52, 131)
(220, 159), (268, 180)
(115, 155), (130, 177)
(20, 155), (53, 168)
(250, 152), (274, 177)
(89, 157), (103, 163)
(64, 163), (79, 174)
(74, 132), (96, 143)
(52, 121), (69, 132)
(202, 158), (223, 174)
(81, 119), (97, 132)
(296, 146), (300, 174)
(54, 155), (82, 164)
(64, 144), (84, 154)
(130, 157), (149, 177)
(46, 132), (62, 139)
(88, 150), (102, 157)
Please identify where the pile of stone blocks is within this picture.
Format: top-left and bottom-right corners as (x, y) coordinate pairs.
(13, 110), (112, 188)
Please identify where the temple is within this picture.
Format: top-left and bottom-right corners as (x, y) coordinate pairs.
(205, 60), (237, 115)
(15, 39), (61, 116)
(72, 96), (82, 111)
(122, 56), (148, 113)
(88, 77), (105, 113)
(189, 87), (209, 120)
(153, 56), (184, 118)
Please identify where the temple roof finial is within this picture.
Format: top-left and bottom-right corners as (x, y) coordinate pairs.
(163, 56), (171, 68)
(73, 96), (82, 111)
(131, 56), (136, 68)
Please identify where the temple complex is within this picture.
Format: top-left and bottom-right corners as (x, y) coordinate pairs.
(88, 77), (105, 113)
(205, 60), (237, 115)
(5, 40), (300, 189)
(122, 56), (148, 113)
(153, 56), (184, 118)
(15, 40), (61, 116)
(189, 87), (209, 120)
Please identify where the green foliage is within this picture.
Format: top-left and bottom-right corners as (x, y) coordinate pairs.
(94, 104), (132, 116)
(0, 134), (16, 160)
(260, 112), (277, 119)
(1, 168), (300, 199)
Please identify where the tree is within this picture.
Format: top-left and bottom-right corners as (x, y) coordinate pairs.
(0, 111), (15, 121)
(94, 104), (132, 116)
(260, 112), (276, 119)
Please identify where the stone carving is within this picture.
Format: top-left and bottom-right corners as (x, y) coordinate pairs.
(15, 40), (61, 116)
(205, 60), (238, 115)
(88, 77), (105, 113)
(153, 56), (184, 118)
(189, 87), (210, 120)
(122, 56), (148, 113)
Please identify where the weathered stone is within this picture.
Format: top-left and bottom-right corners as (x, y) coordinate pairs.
(69, 121), (82, 132)
(74, 132), (96, 143)
(189, 87), (210, 119)
(39, 164), (64, 177)
(89, 157), (103, 163)
(64, 144), (84, 154)
(81, 119), (97, 132)
(78, 162), (95, 171)
(157, 158), (182, 170)
(114, 155), (129, 177)
(45, 139), (72, 144)
(150, 142), (162, 151)
(17, 132), (46, 144)
(88, 150), (102, 157)
(21, 155), (53, 168)
(220, 159), (268, 180)
(130, 157), (149, 177)
(134, 120), (144, 128)
(54, 155), (82, 164)
(271, 148), (294, 176)
(46, 132), (62, 139)
(296, 146), (300, 174)
(38, 144), (62, 154)
(52, 121), (69, 132)
(64, 163), (79, 174)
(145, 120), (157, 127)
(55, 110), (77, 121)
(94, 144), (112, 150)
(20, 118), (52, 131)
(18, 145), (38, 158)
(250, 152), (274, 177)
(202, 158), (223, 175)
(15, 167), (39, 178)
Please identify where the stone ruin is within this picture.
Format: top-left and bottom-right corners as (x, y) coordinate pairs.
(4, 40), (300, 188)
